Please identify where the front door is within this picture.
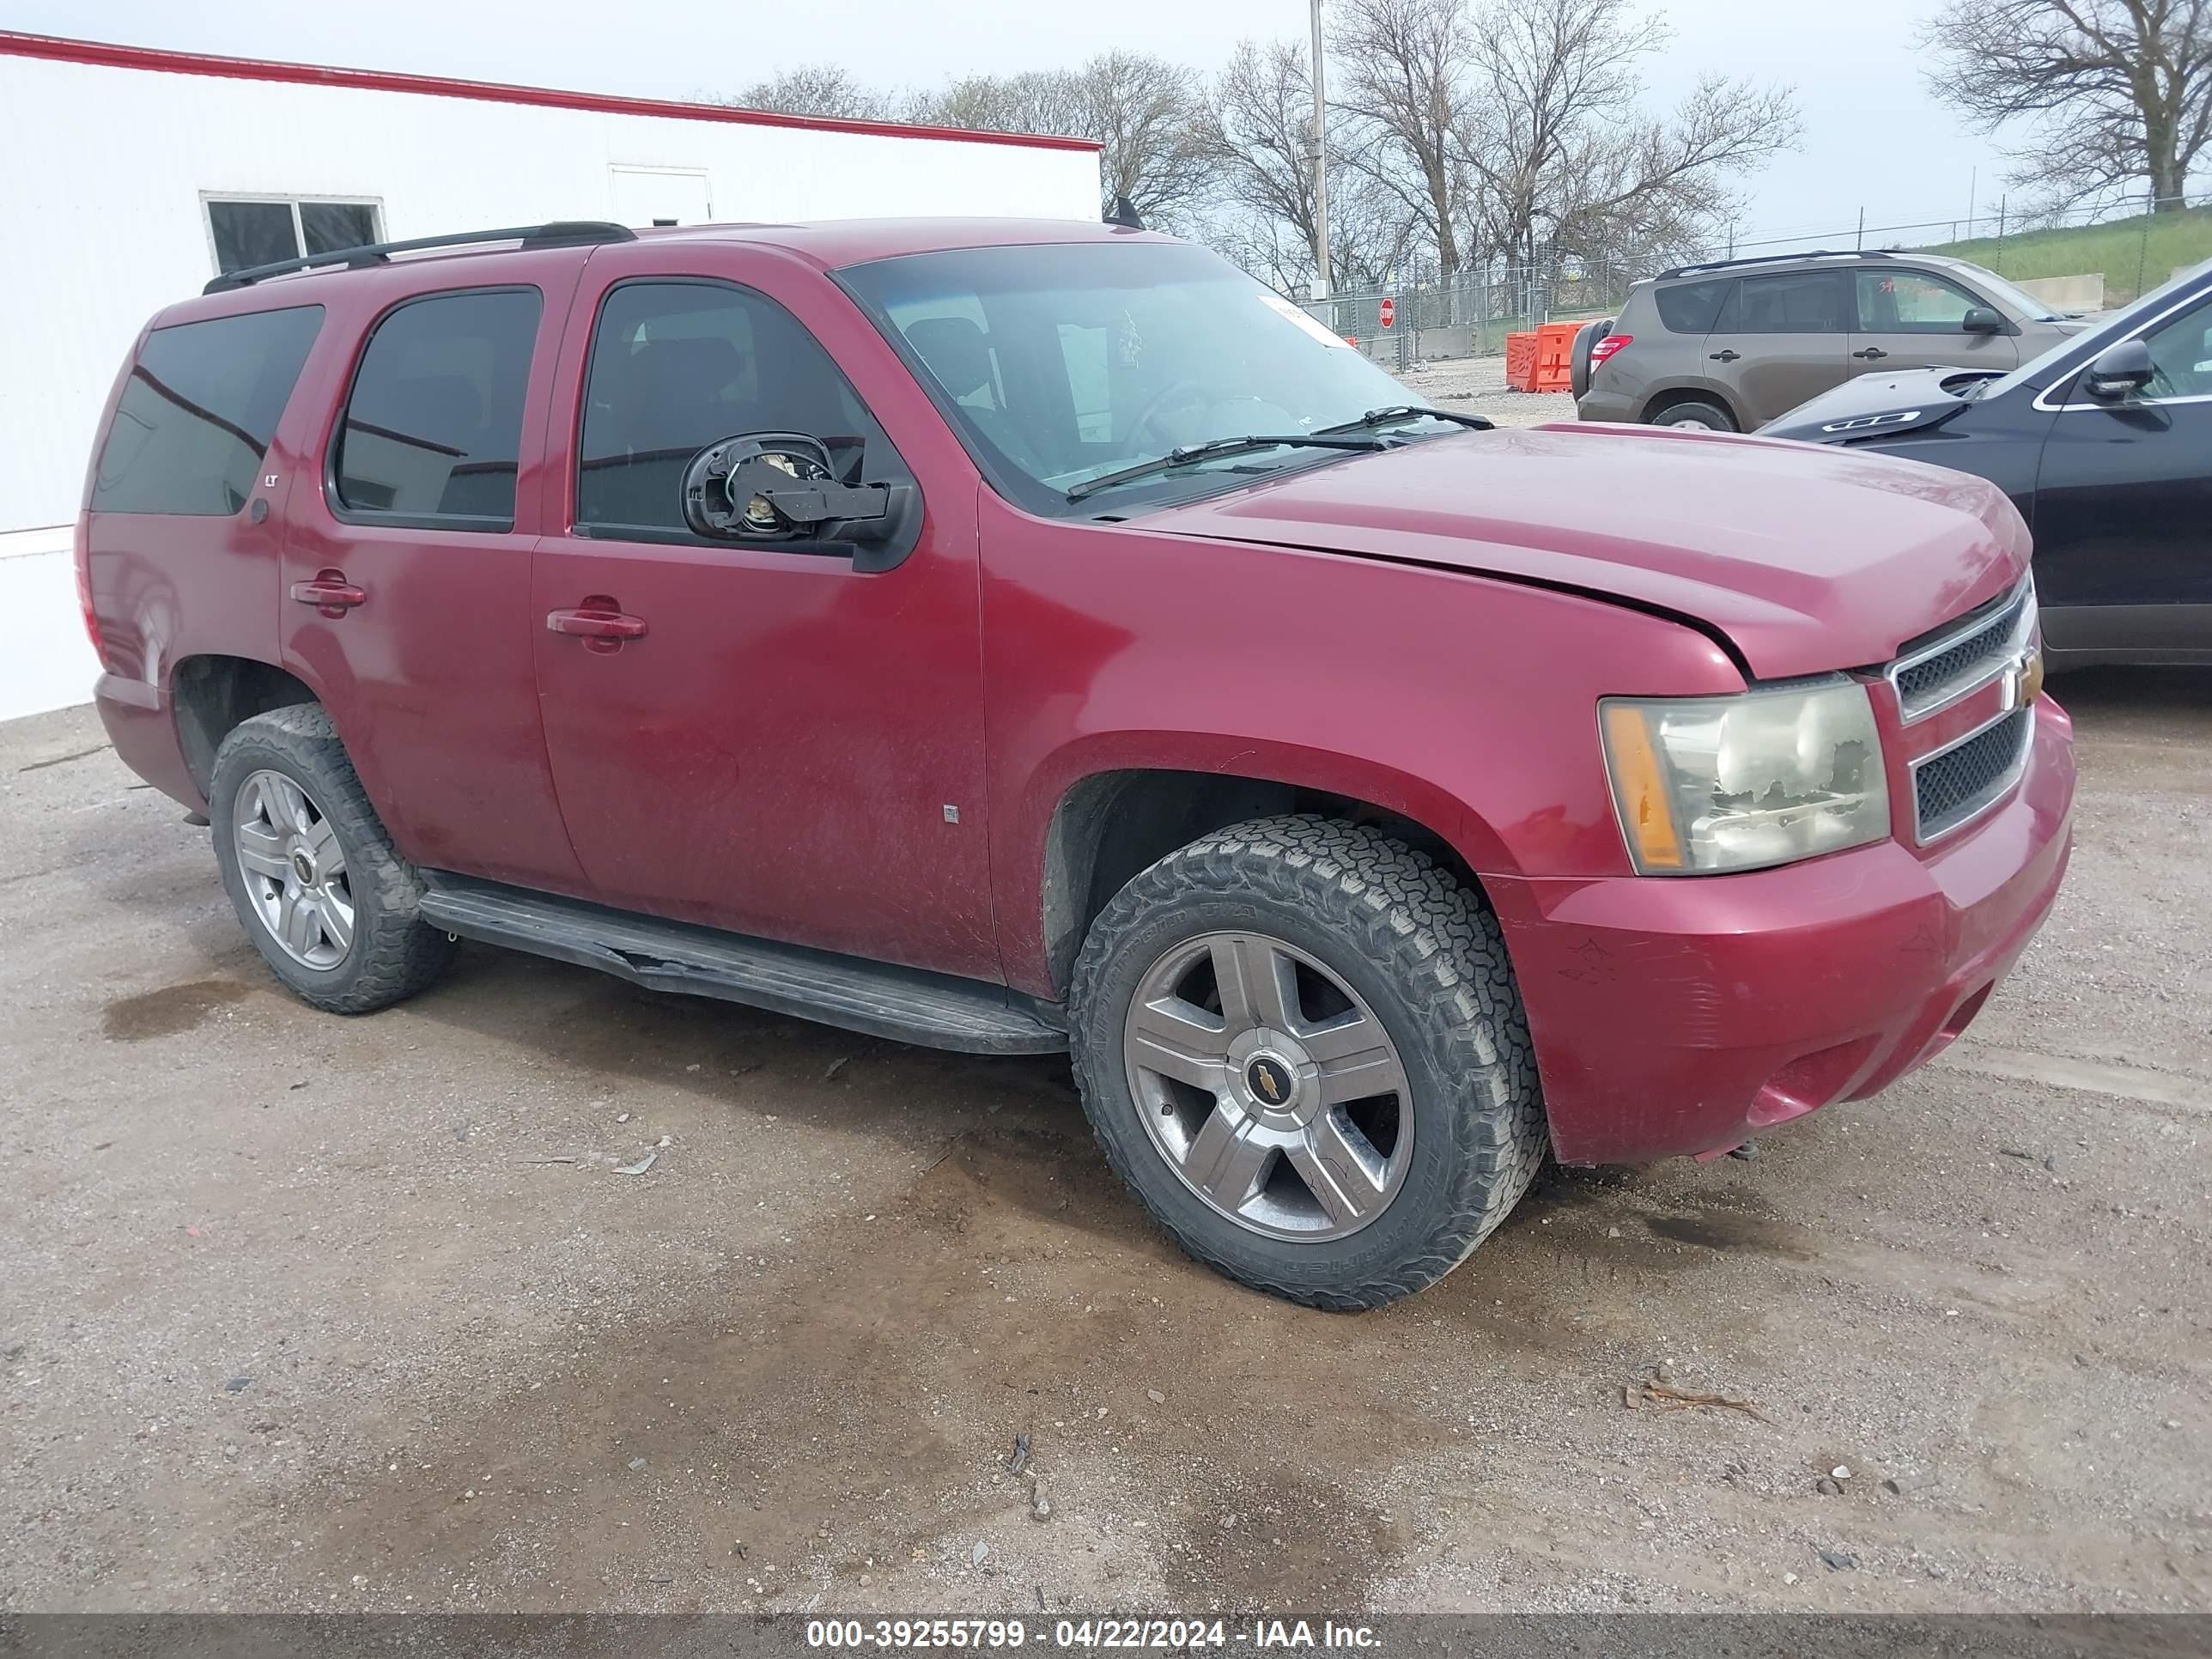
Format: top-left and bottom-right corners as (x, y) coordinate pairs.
(1717, 269), (1852, 424)
(1848, 267), (2019, 378)
(529, 264), (1000, 979)
(2029, 287), (2212, 658)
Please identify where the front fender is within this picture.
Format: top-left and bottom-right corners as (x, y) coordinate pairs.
(977, 503), (1748, 997)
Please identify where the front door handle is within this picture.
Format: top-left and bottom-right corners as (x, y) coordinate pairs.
(1852, 347), (1888, 360)
(1709, 349), (1741, 362)
(547, 599), (647, 653)
(289, 569), (367, 617)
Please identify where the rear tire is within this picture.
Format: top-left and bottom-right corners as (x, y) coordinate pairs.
(209, 704), (454, 1014)
(1649, 398), (1737, 432)
(1067, 815), (1547, 1310)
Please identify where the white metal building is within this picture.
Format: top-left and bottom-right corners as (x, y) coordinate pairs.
(0, 32), (1102, 720)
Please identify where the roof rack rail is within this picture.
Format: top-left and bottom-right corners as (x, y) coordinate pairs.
(204, 221), (636, 295)
(1656, 248), (1890, 281)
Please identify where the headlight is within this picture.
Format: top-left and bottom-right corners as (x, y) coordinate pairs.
(1600, 678), (1889, 874)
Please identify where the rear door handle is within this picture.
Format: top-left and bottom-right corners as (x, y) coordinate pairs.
(547, 599), (647, 652)
(1708, 349), (1740, 362)
(1852, 347), (1888, 360)
(289, 569), (367, 617)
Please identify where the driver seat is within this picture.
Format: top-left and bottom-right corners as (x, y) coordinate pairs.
(904, 316), (1043, 473)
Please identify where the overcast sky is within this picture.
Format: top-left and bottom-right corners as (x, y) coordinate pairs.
(8, 0), (2016, 246)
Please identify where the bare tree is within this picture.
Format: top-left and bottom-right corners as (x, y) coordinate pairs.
(727, 64), (897, 122)
(1455, 0), (1799, 267)
(1327, 0), (1483, 275)
(1204, 40), (1424, 289)
(909, 54), (1214, 228)
(1922, 0), (2211, 213)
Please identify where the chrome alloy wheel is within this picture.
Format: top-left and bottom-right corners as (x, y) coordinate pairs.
(1121, 932), (1413, 1240)
(232, 769), (355, 969)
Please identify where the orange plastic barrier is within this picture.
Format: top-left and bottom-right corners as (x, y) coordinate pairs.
(1531, 321), (1581, 392)
(1504, 331), (1538, 392)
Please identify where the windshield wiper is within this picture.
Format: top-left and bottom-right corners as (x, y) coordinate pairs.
(1317, 404), (1494, 435)
(1066, 433), (1389, 502)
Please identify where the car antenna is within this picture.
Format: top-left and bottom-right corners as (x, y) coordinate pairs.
(1103, 195), (1144, 230)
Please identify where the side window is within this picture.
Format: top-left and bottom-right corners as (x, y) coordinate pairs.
(92, 306), (324, 515)
(333, 289), (541, 526)
(576, 281), (903, 536)
(1857, 270), (1983, 332)
(1729, 272), (1847, 334)
(2142, 295), (2212, 400)
(1653, 277), (1731, 334)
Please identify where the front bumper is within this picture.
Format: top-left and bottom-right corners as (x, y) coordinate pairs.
(1490, 698), (2075, 1164)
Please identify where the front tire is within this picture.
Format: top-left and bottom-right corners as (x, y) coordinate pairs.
(1068, 816), (1547, 1310)
(209, 704), (454, 1014)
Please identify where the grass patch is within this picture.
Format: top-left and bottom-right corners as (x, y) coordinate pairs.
(1918, 205), (2212, 305)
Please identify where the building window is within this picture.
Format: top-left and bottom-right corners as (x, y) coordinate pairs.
(204, 197), (383, 276)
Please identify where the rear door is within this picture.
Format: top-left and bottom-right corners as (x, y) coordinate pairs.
(279, 272), (589, 890)
(527, 256), (1000, 978)
(1849, 267), (2019, 378)
(1715, 270), (1851, 424)
(2028, 286), (2212, 658)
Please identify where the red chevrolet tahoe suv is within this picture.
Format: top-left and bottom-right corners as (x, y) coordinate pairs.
(81, 217), (2075, 1308)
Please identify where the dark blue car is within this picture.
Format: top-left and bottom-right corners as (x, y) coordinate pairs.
(1763, 258), (2212, 668)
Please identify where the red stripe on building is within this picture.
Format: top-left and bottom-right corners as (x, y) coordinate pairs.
(0, 31), (1105, 153)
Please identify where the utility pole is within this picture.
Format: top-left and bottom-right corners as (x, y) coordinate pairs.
(1310, 0), (1332, 300)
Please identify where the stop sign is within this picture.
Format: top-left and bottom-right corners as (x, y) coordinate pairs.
(1379, 297), (1396, 328)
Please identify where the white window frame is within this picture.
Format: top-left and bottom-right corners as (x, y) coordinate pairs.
(201, 192), (388, 276)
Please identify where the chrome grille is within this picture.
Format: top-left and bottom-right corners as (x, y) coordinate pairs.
(1887, 580), (2036, 722)
(1913, 708), (2033, 842)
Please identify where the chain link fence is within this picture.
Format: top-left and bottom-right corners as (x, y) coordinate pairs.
(1298, 260), (1638, 368)
(1294, 189), (2205, 366)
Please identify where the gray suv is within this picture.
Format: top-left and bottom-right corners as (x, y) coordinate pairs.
(1572, 249), (2091, 432)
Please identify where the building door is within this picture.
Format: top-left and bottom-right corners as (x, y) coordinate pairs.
(610, 167), (714, 228)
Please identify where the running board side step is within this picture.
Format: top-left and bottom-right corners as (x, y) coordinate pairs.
(417, 875), (1068, 1056)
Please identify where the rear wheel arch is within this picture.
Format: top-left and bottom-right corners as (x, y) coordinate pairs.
(1641, 384), (1743, 430)
(1037, 765), (1505, 1000)
(171, 655), (319, 794)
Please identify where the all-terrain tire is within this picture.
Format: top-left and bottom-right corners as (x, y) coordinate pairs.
(1067, 815), (1548, 1310)
(209, 704), (454, 1014)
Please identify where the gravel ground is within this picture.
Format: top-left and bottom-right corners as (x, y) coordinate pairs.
(0, 667), (2206, 1618)
(1397, 353), (1577, 428)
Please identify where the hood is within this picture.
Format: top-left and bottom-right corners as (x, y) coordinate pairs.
(1759, 365), (1999, 442)
(1137, 424), (2028, 682)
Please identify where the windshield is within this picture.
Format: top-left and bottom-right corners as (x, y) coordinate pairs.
(838, 241), (1462, 516)
(1978, 255), (2212, 402)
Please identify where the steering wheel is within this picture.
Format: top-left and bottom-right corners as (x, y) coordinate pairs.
(1123, 378), (1212, 454)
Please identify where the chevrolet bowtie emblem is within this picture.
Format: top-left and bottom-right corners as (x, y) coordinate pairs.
(2006, 644), (2045, 709)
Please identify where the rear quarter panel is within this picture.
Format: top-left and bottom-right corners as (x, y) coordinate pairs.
(978, 498), (1748, 998)
(81, 316), (311, 697)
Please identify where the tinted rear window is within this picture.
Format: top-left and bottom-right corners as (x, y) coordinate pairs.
(333, 288), (541, 526)
(1729, 270), (1848, 334)
(1653, 278), (1731, 333)
(93, 307), (324, 515)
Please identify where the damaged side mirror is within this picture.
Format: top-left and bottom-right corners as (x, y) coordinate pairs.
(681, 433), (919, 571)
